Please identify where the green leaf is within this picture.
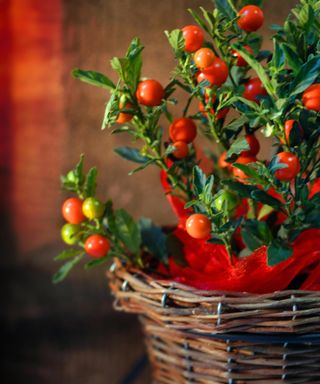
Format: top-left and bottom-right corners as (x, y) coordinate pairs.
(232, 44), (275, 98)
(257, 204), (275, 220)
(54, 248), (82, 261)
(241, 220), (272, 251)
(110, 57), (128, 82)
(290, 55), (320, 96)
(226, 136), (250, 160)
(224, 115), (249, 140)
(125, 37), (143, 91)
(271, 39), (285, 69)
(207, 235), (224, 245)
(110, 38), (144, 92)
(165, 29), (184, 54)
(115, 209), (141, 254)
(192, 166), (207, 195)
(233, 163), (262, 181)
(282, 43), (303, 74)
(222, 179), (259, 198)
(114, 147), (150, 164)
(128, 159), (156, 175)
(52, 254), (84, 284)
(101, 93), (119, 129)
(267, 241), (293, 266)
(200, 7), (215, 31)
(188, 9), (211, 34)
(85, 255), (110, 269)
(103, 200), (117, 233)
(72, 69), (116, 90)
(83, 167), (97, 198)
(61, 154), (85, 193)
(251, 190), (283, 211)
(214, 0), (237, 20)
(166, 233), (187, 267)
(139, 218), (168, 264)
(268, 156), (289, 174)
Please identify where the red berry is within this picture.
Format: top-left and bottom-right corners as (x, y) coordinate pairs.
(62, 198), (85, 224)
(172, 141), (189, 159)
(237, 5), (264, 32)
(116, 102), (134, 123)
(186, 214), (211, 240)
(182, 25), (204, 52)
(232, 45), (254, 67)
(169, 117), (197, 143)
(309, 178), (320, 198)
(136, 79), (164, 107)
(218, 151), (232, 170)
(243, 77), (267, 102)
(281, 120), (303, 145)
(198, 93), (229, 119)
(302, 84), (320, 112)
(84, 234), (110, 258)
(232, 155), (257, 181)
(274, 152), (300, 181)
(241, 134), (260, 156)
(196, 58), (229, 87)
(194, 48), (215, 70)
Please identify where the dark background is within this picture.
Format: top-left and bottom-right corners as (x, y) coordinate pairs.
(1, 0), (297, 383)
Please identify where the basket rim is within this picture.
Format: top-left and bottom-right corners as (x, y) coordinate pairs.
(107, 259), (320, 335)
(108, 259), (320, 299)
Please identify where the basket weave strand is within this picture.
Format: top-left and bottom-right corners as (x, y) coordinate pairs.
(107, 261), (320, 383)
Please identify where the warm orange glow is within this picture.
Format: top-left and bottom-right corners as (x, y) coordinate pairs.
(7, 0), (66, 253)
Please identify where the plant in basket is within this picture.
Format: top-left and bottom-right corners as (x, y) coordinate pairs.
(54, 0), (320, 382)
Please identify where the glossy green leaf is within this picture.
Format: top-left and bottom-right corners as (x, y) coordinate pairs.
(115, 209), (141, 254)
(139, 218), (168, 264)
(72, 69), (116, 90)
(114, 147), (150, 164)
(52, 254), (84, 284)
(267, 241), (293, 266)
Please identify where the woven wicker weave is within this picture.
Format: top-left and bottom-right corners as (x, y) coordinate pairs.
(107, 260), (320, 383)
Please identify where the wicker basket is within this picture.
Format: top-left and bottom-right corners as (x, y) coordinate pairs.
(107, 260), (320, 383)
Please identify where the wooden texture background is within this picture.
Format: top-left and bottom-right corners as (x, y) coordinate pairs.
(1, 1), (297, 383)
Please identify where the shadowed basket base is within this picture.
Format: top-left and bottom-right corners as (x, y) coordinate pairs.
(107, 260), (320, 383)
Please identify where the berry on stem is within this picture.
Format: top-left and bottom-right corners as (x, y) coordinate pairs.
(194, 48), (215, 70)
(218, 152), (232, 170)
(241, 134), (260, 156)
(84, 234), (110, 258)
(243, 78), (267, 102)
(302, 84), (320, 112)
(62, 197), (85, 224)
(136, 79), (164, 107)
(198, 93), (229, 120)
(281, 120), (303, 145)
(172, 141), (189, 159)
(61, 224), (81, 245)
(274, 152), (300, 181)
(196, 58), (229, 87)
(82, 197), (105, 220)
(186, 214), (211, 240)
(182, 25), (204, 52)
(169, 117), (197, 143)
(116, 102), (134, 123)
(309, 178), (320, 199)
(232, 155), (257, 181)
(232, 45), (254, 67)
(237, 5), (264, 32)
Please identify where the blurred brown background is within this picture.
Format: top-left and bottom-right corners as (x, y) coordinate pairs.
(1, 0), (297, 383)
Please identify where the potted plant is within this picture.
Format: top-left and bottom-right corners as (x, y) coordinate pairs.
(54, 0), (320, 382)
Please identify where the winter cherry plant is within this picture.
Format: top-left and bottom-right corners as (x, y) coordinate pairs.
(54, 0), (320, 287)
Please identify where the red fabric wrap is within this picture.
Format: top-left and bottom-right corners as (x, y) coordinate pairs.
(160, 170), (320, 293)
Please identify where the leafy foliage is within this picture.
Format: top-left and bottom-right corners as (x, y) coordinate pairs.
(55, 0), (320, 285)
